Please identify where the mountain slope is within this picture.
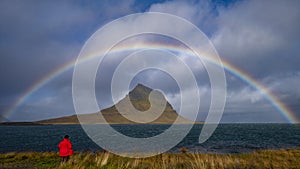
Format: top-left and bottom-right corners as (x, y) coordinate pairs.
(37, 84), (194, 124)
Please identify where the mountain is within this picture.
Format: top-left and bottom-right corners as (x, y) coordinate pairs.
(37, 84), (194, 124)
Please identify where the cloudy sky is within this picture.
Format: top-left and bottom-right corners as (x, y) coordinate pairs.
(0, 0), (299, 123)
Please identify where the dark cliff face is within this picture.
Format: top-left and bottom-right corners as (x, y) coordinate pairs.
(127, 84), (175, 111)
(129, 84), (153, 101)
(127, 84), (152, 111)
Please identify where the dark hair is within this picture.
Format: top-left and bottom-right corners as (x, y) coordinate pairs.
(64, 135), (69, 139)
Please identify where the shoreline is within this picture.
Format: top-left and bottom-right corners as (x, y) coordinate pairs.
(1, 146), (299, 155)
(1, 122), (298, 126)
(1, 148), (299, 169)
(0, 121), (204, 126)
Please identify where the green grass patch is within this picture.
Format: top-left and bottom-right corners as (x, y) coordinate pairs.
(0, 149), (300, 169)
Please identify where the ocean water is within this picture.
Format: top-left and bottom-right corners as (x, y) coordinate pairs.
(0, 124), (299, 154)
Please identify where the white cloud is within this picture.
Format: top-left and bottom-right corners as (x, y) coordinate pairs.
(265, 72), (300, 102)
(149, 1), (198, 22)
(212, 0), (300, 67)
(148, 0), (214, 29)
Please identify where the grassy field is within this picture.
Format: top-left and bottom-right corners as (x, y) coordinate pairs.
(1, 149), (300, 169)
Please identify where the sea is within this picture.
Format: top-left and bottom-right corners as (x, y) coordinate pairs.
(0, 124), (299, 154)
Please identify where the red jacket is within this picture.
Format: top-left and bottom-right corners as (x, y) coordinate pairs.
(58, 138), (73, 157)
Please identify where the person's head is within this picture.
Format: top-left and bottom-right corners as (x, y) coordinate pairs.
(64, 135), (69, 139)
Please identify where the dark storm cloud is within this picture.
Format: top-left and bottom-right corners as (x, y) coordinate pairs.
(0, 0), (140, 94)
(1, 0), (299, 123)
(0, 0), (141, 121)
(0, 1), (88, 96)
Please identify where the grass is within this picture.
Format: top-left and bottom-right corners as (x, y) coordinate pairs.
(1, 149), (300, 169)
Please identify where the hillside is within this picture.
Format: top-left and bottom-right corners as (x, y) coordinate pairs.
(37, 84), (194, 124)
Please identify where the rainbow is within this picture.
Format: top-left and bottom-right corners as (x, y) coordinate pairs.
(3, 43), (298, 123)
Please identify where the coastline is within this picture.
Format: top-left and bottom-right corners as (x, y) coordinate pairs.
(1, 148), (299, 169)
(0, 122), (46, 126)
(0, 121), (204, 125)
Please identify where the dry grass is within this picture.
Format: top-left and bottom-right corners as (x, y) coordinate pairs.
(0, 149), (300, 169)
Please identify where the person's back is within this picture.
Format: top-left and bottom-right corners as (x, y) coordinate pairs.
(58, 135), (73, 162)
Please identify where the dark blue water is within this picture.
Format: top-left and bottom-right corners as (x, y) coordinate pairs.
(0, 124), (299, 154)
